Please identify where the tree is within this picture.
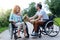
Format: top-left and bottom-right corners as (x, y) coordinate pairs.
(0, 9), (12, 27)
(22, 2), (37, 17)
(22, 8), (28, 16)
(46, 0), (60, 17)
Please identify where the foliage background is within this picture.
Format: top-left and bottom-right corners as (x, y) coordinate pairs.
(46, 0), (60, 17)
(22, 2), (37, 17)
(0, 9), (12, 27)
(0, 2), (60, 28)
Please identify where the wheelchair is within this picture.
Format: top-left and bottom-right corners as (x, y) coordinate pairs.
(9, 22), (29, 40)
(32, 15), (60, 38)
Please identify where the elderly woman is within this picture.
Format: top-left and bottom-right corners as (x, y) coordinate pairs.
(9, 5), (28, 38)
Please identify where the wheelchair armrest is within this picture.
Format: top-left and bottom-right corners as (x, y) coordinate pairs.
(9, 22), (17, 28)
(9, 21), (14, 23)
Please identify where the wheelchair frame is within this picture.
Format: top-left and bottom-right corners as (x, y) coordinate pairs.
(32, 19), (59, 38)
(9, 22), (29, 40)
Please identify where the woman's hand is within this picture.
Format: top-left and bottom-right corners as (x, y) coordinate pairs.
(29, 17), (34, 20)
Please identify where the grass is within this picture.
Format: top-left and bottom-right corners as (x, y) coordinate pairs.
(0, 27), (8, 33)
(54, 18), (60, 26)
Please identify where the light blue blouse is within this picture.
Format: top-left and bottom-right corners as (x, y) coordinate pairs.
(9, 13), (23, 23)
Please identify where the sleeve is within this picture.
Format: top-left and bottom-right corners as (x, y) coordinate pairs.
(38, 11), (44, 16)
(9, 13), (14, 21)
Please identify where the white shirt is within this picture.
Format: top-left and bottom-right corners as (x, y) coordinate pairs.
(35, 9), (49, 20)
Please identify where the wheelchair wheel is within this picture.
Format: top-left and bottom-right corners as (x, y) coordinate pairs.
(14, 30), (17, 40)
(45, 21), (59, 37)
(40, 27), (47, 35)
(9, 23), (13, 39)
(38, 26), (46, 35)
(42, 31), (47, 35)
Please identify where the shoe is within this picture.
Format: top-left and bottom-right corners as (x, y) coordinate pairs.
(25, 36), (29, 38)
(18, 37), (21, 38)
(31, 31), (38, 36)
(24, 34), (29, 38)
(39, 35), (42, 38)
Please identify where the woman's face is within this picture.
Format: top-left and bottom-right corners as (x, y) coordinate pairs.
(16, 6), (20, 13)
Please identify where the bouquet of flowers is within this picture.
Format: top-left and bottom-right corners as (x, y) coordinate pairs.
(23, 14), (30, 22)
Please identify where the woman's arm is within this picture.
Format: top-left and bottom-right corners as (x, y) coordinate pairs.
(9, 13), (16, 24)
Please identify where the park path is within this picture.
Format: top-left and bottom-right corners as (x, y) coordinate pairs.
(0, 22), (60, 40)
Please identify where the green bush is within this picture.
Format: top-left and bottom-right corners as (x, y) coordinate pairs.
(0, 9), (12, 27)
(54, 18), (60, 26)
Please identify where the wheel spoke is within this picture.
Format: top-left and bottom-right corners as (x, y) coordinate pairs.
(45, 20), (59, 37)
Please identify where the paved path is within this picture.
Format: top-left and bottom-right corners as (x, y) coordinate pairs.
(0, 22), (60, 40)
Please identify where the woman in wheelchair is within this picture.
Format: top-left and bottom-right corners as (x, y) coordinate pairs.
(9, 5), (28, 38)
(29, 3), (49, 36)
